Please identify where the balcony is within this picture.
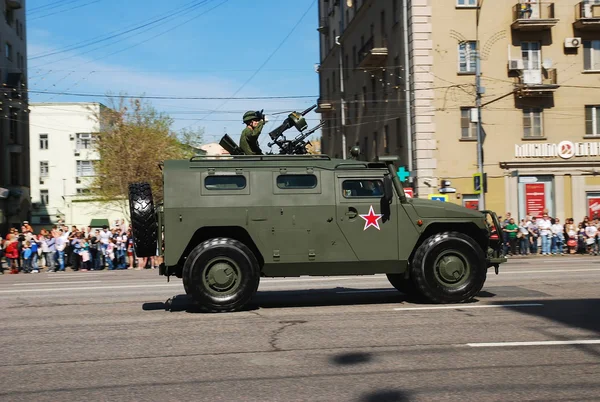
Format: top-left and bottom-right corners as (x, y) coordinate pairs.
(6, 0), (22, 9)
(357, 36), (388, 69)
(315, 98), (335, 114)
(515, 68), (559, 96)
(317, 17), (328, 34)
(511, 2), (558, 31)
(574, 1), (600, 30)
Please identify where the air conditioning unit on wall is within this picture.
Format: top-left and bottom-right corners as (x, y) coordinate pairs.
(565, 37), (582, 48)
(508, 59), (524, 71)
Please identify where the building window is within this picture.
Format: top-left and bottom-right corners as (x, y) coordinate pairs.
(394, 56), (401, 87)
(457, 0), (477, 6)
(393, 0), (399, 24)
(16, 51), (21, 68)
(384, 125), (390, 154)
(458, 41), (477, 73)
(76, 160), (95, 177)
(205, 175), (247, 190)
(585, 105), (600, 136)
(9, 107), (18, 143)
(40, 190), (49, 205)
(523, 108), (543, 138)
(76, 188), (91, 195)
(5, 42), (12, 61)
(40, 133), (49, 149)
(5, 8), (13, 26)
(276, 175), (317, 189)
(10, 153), (19, 185)
(76, 133), (94, 150)
(342, 179), (383, 198)
(371, 76), (377, 105)
(584, 40), (600, 71)
(461, 108), (477, 139)
(40, 161), (49, 177)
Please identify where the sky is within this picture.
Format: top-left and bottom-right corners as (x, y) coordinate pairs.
(26, 0), (322, 148)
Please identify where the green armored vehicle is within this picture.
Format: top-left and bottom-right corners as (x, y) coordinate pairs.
(128, 108), (505, 312)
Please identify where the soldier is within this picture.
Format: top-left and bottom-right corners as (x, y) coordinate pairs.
(239, 110), (266, 155)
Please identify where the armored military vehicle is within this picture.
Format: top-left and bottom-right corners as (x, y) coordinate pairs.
(128, 107), (505, 312)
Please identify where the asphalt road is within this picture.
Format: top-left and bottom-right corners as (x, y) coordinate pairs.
(0, 257), (599, 402)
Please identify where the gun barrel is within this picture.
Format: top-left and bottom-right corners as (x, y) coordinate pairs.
(300, 104), (317, 116)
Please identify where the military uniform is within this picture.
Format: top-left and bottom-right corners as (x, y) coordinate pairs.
(239, 112), (265, 155)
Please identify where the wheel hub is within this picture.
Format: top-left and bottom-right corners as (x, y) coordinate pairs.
(204, 259), (239, 293)
(436, 254), (468, 285)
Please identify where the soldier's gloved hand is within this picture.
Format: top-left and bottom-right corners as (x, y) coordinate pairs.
(263, 115), (269, 123)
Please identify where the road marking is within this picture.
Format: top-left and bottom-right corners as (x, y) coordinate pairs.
(12, 281), (102, 286)
(336, 289), (397, 294)
(467, 340), (600, 348)
(393, 303), (543, 311)
(502, 268), (600, 274)
(0, 283), (181, 294)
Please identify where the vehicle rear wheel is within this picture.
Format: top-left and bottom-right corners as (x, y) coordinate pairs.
(184, 238), (260, 312)
(128, 182), (158, 258)
(411, 231), (487, 304)
(386, 274), (423, 300)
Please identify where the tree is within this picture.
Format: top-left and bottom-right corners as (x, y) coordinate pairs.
(90, 96), (202, 216)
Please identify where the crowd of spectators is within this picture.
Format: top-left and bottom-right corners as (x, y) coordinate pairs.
(0, 220), (160, 274)
(500, 211), (600, 256)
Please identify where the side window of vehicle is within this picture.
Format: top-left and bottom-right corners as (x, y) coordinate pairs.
(204, 175), (247, 190)
(276, 174), (317, 189)
(342, 179), (383, 198)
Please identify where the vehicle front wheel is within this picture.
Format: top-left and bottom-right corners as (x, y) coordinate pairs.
(183, 238), (260, 312)
(411, 231), (487, 304)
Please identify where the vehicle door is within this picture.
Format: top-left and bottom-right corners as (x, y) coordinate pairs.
(334, 172), (399, 261)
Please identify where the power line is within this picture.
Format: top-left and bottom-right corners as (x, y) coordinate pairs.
(29, 0), (210, 61)
(181, 0), (317, 130)
(26, 89), (317, 100)
(29, 0), (102, 21)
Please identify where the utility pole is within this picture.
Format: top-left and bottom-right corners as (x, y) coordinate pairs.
(476, 0), (486, 210)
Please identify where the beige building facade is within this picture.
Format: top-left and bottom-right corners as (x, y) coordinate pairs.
(318, 0), (600, 221)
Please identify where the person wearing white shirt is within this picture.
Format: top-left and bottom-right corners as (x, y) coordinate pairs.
(537, 213), (552, 255)
(585, 223), (598, 255)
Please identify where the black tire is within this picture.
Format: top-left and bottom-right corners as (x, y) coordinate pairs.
(411, 231), (487, 304)
(386, 274), (424, 300)
(128, 182), (158, 258)
(184, 238), (260, 312)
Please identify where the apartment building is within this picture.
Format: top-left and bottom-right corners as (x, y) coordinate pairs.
(0, 0), (29, 234)
(318, 0), (600, 220)
(29, 103), (125, 230)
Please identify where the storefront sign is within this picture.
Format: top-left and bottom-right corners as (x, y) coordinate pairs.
(464, 200), (479, 210)
(589, 197), (600, 219)
(515, 141), (600, 159)
(525, 183), (546, 217)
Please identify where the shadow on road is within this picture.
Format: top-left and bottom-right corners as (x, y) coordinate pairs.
(142, 287), (412, 313)
(359, 390), (412, 402)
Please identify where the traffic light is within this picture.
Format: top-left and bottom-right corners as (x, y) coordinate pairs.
(439, 179), (456, 194)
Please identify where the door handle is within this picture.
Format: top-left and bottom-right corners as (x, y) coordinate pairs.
(345, 207), (358, 219)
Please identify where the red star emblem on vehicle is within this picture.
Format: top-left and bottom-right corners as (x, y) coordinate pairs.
(360, 205), (383, 231)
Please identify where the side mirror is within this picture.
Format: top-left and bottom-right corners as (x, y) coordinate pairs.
(380, 175), (394, 223)
(383, 175), (394, 203)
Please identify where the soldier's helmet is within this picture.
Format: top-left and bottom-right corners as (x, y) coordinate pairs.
(243, 111), (259, 124)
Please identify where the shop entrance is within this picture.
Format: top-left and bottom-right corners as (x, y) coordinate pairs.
(518, 175), (555, 220)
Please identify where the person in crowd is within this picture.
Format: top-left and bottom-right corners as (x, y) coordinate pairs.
(518, 219), (530, 255)
(504, 218), (519, 256)
(538, 212), (553, 255)
(584, 220), (598, 255)
(21, 241), (32, 273)
(527, 216), (540, 254)
(551, 217), (564, 255)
